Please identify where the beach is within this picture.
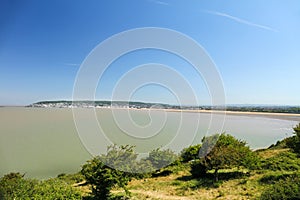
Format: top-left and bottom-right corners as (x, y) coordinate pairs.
(110, 107), (300, 122)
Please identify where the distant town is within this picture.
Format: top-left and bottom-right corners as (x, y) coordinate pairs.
(27, 101), (300, 114)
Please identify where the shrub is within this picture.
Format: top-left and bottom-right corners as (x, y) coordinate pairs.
(0, 172), (82, 200)
(145, 148), (179, 170)
(286, 123), (300, 154)
(259, 173), (293, 184)
(190, 160), (208, 178)
(180, 144), (202, 163)
(0, 173), (36, 199)
(81, 145), (137, 199)
(260, 174), (300, 200)
(191, 134), (259, 181)
(57, 172), (85, 184)
(31, 179), (82, 199)
(261, 151), (300, 171)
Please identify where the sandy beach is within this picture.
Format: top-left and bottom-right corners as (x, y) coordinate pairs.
(110, 107), (300, 122)
(164, 109), (300, 121)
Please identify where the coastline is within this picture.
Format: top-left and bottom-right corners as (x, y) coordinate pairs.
(1, 106), (300, 121)
(154, 108), (300, 121)
(97, 107), (300, 122)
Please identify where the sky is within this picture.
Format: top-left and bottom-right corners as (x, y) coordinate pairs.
(0, 0), (300, 106)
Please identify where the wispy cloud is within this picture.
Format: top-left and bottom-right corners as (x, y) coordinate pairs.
(155, 1), (169, 6)
(204, 10), (278, 32)
(63, 63), (80, 67)
(148, 0), (169, 6)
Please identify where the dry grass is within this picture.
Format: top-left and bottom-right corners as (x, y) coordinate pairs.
(76, 148), (298, 199)
(257, 148), (289, 159)
(111, 168), (266, 200)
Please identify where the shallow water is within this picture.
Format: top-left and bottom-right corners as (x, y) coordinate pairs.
(0, 107), (298, 178)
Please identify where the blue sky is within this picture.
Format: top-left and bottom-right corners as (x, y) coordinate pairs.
(0, 0), (299, 105)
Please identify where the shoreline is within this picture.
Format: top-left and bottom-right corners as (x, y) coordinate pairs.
(139, 108), (300, 121)
(99, 107), (300, 121)
(1, 106), (300, 121)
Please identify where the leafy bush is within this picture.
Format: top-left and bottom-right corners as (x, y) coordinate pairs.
(260, 174), (300, 200)
(0, 173), (36, 199)
(261, 151), (300, 171)
(286, 123), (300, 154)
(31, 178), (82, 199)
(180, 144), (202, 163)
(81, 145), (137, 199)
(190, 160), (208, 178)
(0, 172), (82, 200)
(259, 173), (292, 184)
(268, 136), (295, 149)
(57, 172), (85, 184)
(145, 148), (179, 170)
(191, 134), (259, 181)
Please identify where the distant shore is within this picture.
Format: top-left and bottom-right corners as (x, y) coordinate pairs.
(99, 107), (300, 122)
(1, 106), (300, 121)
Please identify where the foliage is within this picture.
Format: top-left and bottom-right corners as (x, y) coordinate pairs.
(81, 145), (137, 199)
(190, 159), (208, 178)
(145, 148), (179, 170)
(81, 145), (182, 198)
(180, 144), (202, 163)
(191, 134), (259, 181)
(57, 172), (85, 185)
(261, 151), (300, 171)
(268, 137), (294, 149)
(100, 145), (138, 172)
(0, 173), (36, 199)
(31, 178), (83, 199)
(260, 174), (300, 200)
(286, 123), (300, 154)
(259, 173), (293, 184)
(0, 172), (82, 200)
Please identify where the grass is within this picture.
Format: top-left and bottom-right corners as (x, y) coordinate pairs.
(114, 168), (264, 200)
(71, 147), (300, 199)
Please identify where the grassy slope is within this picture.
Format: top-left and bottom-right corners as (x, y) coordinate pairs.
(112, 168), (265, 200)
(67, 147), (299, 200)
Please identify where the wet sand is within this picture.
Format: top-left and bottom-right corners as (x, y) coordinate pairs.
(112, 107), (300, 122)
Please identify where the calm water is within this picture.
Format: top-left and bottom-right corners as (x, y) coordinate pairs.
(0, 107), (298, 178)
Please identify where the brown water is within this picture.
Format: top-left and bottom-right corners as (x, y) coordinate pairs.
(0, 107), (298, 178)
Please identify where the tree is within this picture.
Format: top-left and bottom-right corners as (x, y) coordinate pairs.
(145, 148), (178, 170)
(81, 145), (137, 199)
(180, 144), (202, 163)
(191, 134), (259, 181)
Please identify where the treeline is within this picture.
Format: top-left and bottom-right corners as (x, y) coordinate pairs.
(222, 105), (300, 114)
(1, 124), (300, 199)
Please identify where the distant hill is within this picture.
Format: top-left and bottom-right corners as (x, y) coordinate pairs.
(27, 100), (188, 109)
(27, 100), (300, 114)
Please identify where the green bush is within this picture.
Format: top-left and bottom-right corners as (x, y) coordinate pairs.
(259, 173), (293, 184)
(0, 172), (82, 200)
(180, 144), (202, 163)
(261, 151), (300, 171)
(190, 160), (208, 178)
(286, 123), (300, 154)
(57, 172), (85, 184)
(31, 178), (82, 199)
(268, 136), (296, 149)
(145, 148), (179, 170)
(81, 145), (136, 199)
(0, 173), (36, 199)
(260, 174), (300, 200)
(191, 134), (259, 181)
